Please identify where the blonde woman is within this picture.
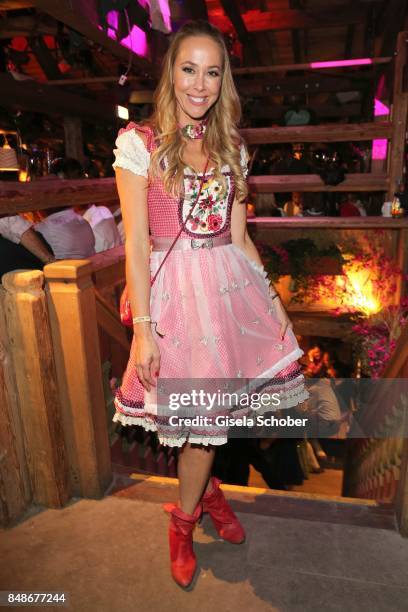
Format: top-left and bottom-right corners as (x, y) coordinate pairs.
(112, 20), (307, 589)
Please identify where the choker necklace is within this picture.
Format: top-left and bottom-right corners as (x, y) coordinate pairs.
(180, 118), (208, 140)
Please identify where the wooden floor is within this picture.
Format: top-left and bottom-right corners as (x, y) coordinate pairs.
(248, 465), (343, 497)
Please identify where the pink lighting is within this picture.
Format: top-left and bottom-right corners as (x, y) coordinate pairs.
(374, 98), (390, 117)
(122, 25), (148, 57)
(310, 58), (373, 69)
(104, 10), (148, 58)
(372, 99), (390, 160)
(155, 0), (171, 32)
(372, 139), (388, 161)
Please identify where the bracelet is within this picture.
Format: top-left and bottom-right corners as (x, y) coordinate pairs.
(132, 316), (151, 324)
(132, 316), (166, 339)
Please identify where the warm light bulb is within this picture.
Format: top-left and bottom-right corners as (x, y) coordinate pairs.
(116, 105), (129, 120)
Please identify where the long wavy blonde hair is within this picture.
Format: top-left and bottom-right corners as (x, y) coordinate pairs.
(147, 20), (248, 202)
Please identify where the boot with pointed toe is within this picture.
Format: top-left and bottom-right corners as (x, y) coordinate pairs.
(164, 502), (202, 588)
(201, 477), (245, 544)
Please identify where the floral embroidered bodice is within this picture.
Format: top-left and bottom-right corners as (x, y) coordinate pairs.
(112, 122), (248, 239)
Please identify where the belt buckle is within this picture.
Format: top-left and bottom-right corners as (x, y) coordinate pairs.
(191, 237), (213, 250)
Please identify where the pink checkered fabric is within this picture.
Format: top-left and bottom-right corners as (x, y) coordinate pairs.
(112, 123), (309, 447)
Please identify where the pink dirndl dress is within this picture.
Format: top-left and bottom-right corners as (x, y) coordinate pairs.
(112, 123), (309, 447)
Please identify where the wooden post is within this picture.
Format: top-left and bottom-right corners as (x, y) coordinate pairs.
(396, 228), (408, 301)
(388, 31), (408, 199)
(44, 260), (112, 498)
(2, 270), (70, 509)
(0, 287), (31, 526)
(396, 439), (408, 536)
(64, 116), (85, 166)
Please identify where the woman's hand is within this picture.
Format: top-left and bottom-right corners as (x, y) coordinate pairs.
(134, 333), (161, 392)
(272, 297), (294, 341)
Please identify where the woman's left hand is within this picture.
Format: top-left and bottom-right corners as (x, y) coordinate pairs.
(272, 297), (293, 341)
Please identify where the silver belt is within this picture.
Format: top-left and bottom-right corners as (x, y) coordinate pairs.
(152, 235), (232, 251)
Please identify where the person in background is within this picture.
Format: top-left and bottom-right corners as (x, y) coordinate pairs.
(34, 158), (95, 260)
(354, 197), (367, 216)
(304, 377), (342, 439)
(255, 192), (284, 217)
(0, 214), (55, 277)
(339, 193), (362, 217)
(283, 191), (303, 216)
(112, 207), (126, 243)
(302, 192), (327, 217)
(77, 204), (122, 252)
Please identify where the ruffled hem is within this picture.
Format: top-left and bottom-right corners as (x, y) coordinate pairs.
(112, 412), (229, 447)
(112, 377), (310, 448)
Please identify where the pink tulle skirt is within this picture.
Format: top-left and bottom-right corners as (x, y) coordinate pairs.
(113, 242), (309, 446)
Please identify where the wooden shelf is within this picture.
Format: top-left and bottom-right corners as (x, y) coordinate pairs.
(0, 178), (117, 214)
(248, 173), (388, 192)
(241, 122), (392, 144)
(247, 216), (408, 228)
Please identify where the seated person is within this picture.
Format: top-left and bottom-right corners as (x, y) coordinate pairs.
(255, 193), (284, 217)
(283, 192), (303, 216)
(34, 158), (95, 259)
(303, 377), (342, 438)
(77, 204), (122, 252)
(339, 193), (362, 217)
(0, 214), (55, 277)
(112, 207), (125, 243)
(302, 192), (327, 217)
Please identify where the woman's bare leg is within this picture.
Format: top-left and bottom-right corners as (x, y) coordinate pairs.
(177, 443), (216, 515)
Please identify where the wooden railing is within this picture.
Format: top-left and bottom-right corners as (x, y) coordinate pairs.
(342, 324), (408, 535)
(0, 248), (127, 526)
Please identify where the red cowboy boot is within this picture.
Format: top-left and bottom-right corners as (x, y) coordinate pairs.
(201, 477), (245, 544)
(163, 501), (202, 588)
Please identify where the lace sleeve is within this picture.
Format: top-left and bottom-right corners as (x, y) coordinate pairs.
(239, 142), (249, 179)
(112, 128), (150, 177)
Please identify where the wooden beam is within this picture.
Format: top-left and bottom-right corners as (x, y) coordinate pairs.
(95, 290), (130, 352)
(344, 24), (356, 60)
(0, 16), (57, 39)
(248, 173), (388, 193)
(91, 245), (125, 291)
(233, 56), (391, 75)
(189, 0), (209, 20)
(248, 104), (362, 121)
(219, 0), (260, 64)
(47, 75), (147, 85)
(289, 311), (354, 338)
(219, 0), (249, 43)
(247, 216), (407, 229)
(44, 260), (112, 498)
(237, 75), (368, 96)
(29, 35), (62, 80)
(0, 0), (35, 7)
(0, 73), (115, 123)
(380, 0), (408, 56)
(0, 178), (117, 214)
(388, 31), (408, 198)
(0, 287), (31, 526)
(64, 117), (84, 165)
(34, 0), (155, 75)
(2, 270), (71, 508)
(291, 29), (302, 64)
(211, 7), (368, 33)
(240, 122), (392, 144)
